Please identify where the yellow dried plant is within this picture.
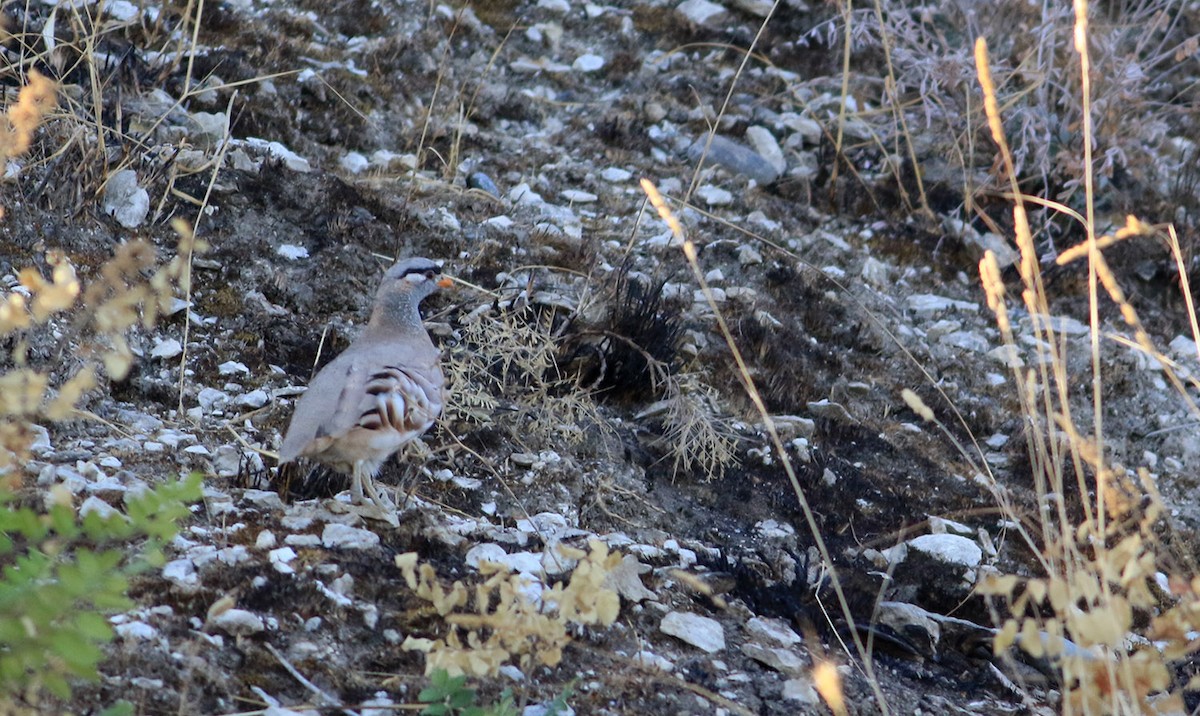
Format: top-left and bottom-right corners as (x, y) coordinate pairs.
(398, 540), (622, 677)
(0, 226), (207, 473)
(0, 68), (56, 164)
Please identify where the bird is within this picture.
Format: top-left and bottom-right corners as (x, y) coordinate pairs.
(278, 257), (451, 523)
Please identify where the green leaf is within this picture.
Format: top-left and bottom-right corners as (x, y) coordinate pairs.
(98, 701), (135, 716)
(43, 671), (71, 700)
(48, 504), (78, 538)
(421, 705), (448, 716)
(74, 611), (114, 641)
(448, 688), (476, 709)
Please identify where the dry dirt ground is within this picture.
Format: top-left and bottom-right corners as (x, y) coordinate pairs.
(3, 0), (1200, 714)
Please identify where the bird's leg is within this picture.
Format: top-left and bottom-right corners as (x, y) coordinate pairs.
(361, 471), (395, 511)
(350, 463), (366, 504)
(343, 466), (399, 526)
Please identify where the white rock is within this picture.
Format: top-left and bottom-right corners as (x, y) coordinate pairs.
(269, 547), (297, 574)
(509, 182), (545, 206)
(660, 611), (725, 653)
(24, 425), (52, 458)
(197, 387), (230, 410)
(737, 245), (763, 266)
(243, 137), (311, 172)
(600, 167), (633, 182)
(782, 674), (820, 703)
(861, 257), (889, 286)
(285, 534), (322, 548)
(695, 185), (733, 206)
(218, 361), (250, 375)
(80, 496), (119, 519)
(188, 111), (229, 145)
(1170, 335), (1197, 358)
(560, 189), (598, 203)
(234, 389), (270, 408)
(572, 53), (605, 72)
(150, 338), (183, 360)
(162, 558), (198, 588)
(676, 0), (729, 26)
(114, 620), (158, 640)
(939, 331), (989, 353)
(907, 293), (977, 314)
(741, 642), (805, 674)
(604, 554), (655, 602)
(466, 543), (508, 570)
(729, 0), (774, 15)
(339, 151), (369, 174)
(277, 244), (309, 260)
(907, 533), (982, 569)
(746, 616), (802, 646)
(105, 1), (141, 22)
(876, 601), (940, 651)
(745, 126), (786, 175)
(321, 523), (380, 550)
(693, 287), (726, 303)
(103, 169), (150, 228)
(634, 650), (674, 672)
(210, 608), (265, 635)
(212, 445), (241, 477)
(496, 551), (544, 575)
(780, 113), (822, 145)
(243, 489), (285, 511)
(255, 530), (277, 549)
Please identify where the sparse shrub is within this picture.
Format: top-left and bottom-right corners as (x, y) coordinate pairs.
(399, 540), (621, 678)
(443, 298), (603, 447)
(562, 265), (740, 481)
(639, 372), (739, 481)
(0, 475), (201, 705)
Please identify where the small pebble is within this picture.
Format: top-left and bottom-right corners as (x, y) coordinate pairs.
(339, 152), (368, 174)
(660, 611), (725, 653)
(322, 523), (380, 550)
(218, 361), (250, 375)
(467, 172), (500, 197)
(210, 608), (265, 636)
(150, 338), (183, 360)
(695, 185), (733, 206)
(600, 167), (633, 182)
(234, 389), (270, 409)
(572, 53), (605, 72)
(745, 126), (786, 175)
(676, 0), (730, 27)
(560, 189), (597, 203)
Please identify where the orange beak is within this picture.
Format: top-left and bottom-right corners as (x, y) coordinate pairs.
(437, 276), (454, 289)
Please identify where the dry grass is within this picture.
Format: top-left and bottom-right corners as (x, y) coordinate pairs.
(803, 0), (1198, 255)
(967, 9), (1200, 710)
(443, 299), (605, 448)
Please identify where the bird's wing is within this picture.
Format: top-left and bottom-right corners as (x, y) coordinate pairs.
(279, 342), (444, 463)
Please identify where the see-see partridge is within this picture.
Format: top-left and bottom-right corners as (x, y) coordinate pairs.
(279, 257), (450, 524)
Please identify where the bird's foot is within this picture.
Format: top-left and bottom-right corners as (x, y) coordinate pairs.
(329, 499), (400, 527)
